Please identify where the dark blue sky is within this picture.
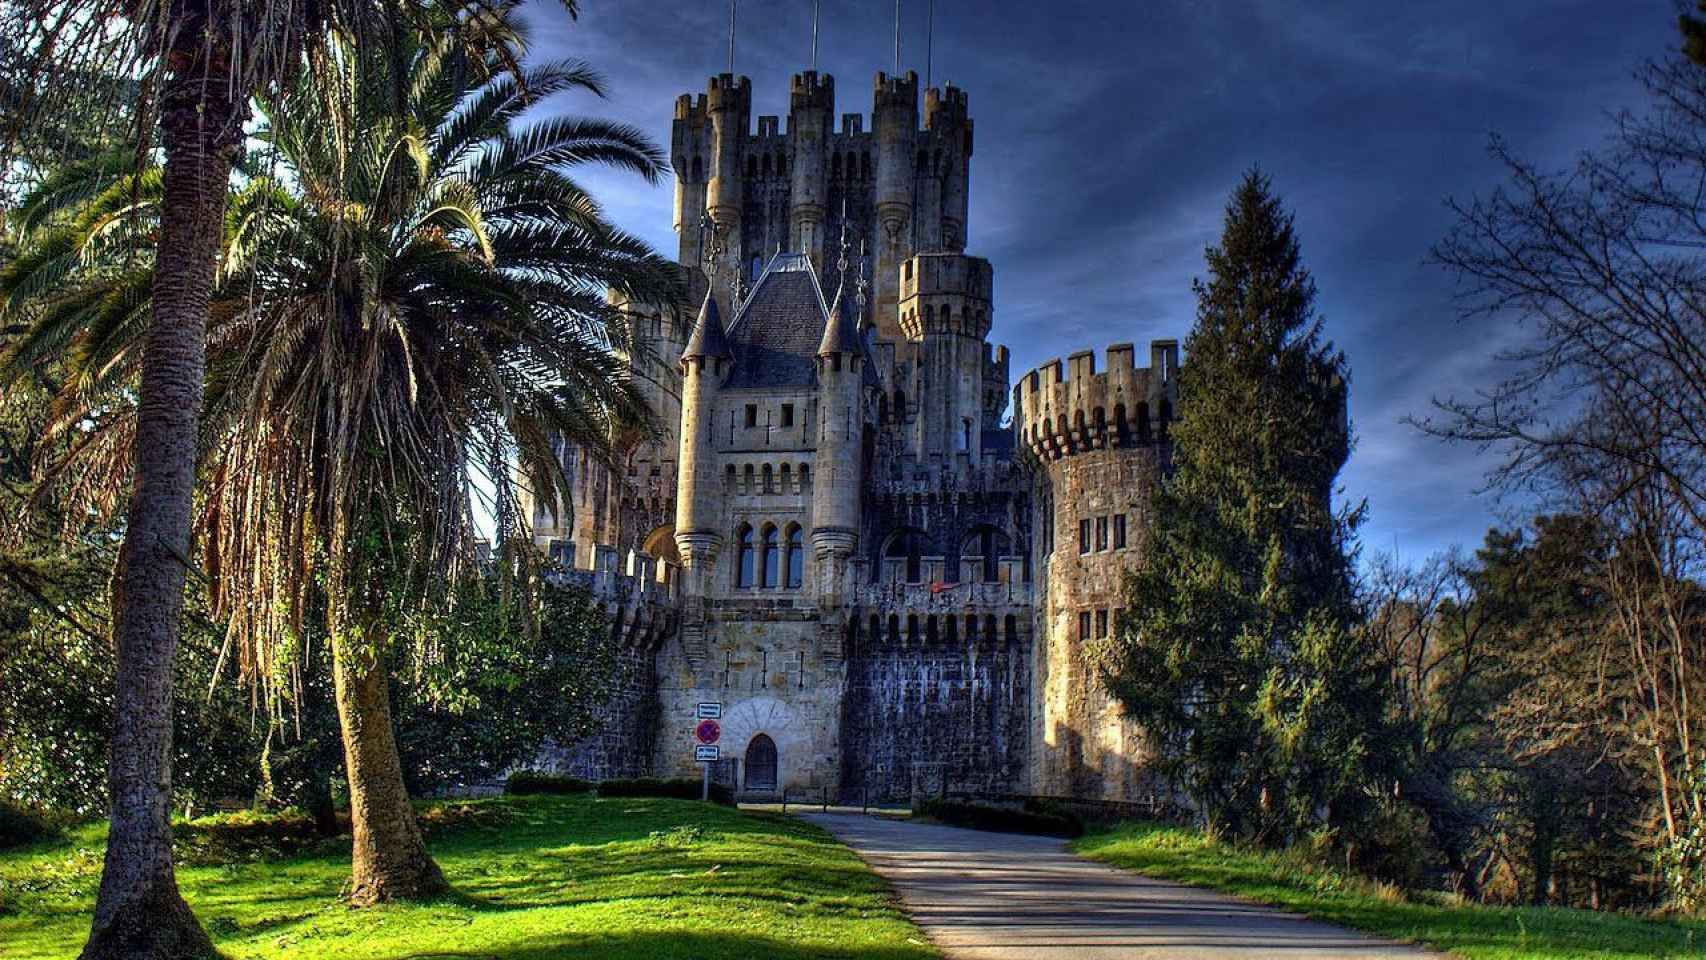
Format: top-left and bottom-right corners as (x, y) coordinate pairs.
(520, 0), (1680, 562)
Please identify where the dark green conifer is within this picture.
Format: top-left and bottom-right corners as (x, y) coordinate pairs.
(1095, 171), (1383, 844)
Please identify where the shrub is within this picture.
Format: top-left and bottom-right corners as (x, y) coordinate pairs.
(597, 777), (736, 807)
(504, 771), (595, 796)
(0, 800), (63, 849)
(917, 798), (1083, 838)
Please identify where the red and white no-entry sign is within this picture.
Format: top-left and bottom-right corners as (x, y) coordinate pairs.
(695, 719), (721, 745)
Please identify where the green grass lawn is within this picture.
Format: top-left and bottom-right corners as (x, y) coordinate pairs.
(1075, 821), (1705, 960)
(0, 794), (936, 960)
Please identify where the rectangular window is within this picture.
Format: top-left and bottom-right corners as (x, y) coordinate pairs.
(1079, 519), (1092, 555)
(1096, 516), (1109, 551)
(1113, 514), (1127, 549)
(744, 404), (758, 428)
(1078, 610), (1092, 642)
(1096, 609), (1109, 638)
(781, 403), (795, 427)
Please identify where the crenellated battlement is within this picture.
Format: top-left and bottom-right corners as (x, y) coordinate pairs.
(925, 84), (969, 127)
(874, 70), (920, 114)
(897, 253), (993, 339)
(790, 70), (836, 111)
(1013, 340), (1179, 461)
(543, 544), (682, 648)
(673, 73), (963, 143)
(706, 72), (752, 110)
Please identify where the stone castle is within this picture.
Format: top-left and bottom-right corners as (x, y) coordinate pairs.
(521, 67), (1179, 804)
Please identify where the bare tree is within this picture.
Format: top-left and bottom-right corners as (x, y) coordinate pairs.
(1428, 58), (1706, 542)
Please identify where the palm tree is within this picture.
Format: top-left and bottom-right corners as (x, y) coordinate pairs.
(5, 3), (579, 954)
(3, 3), (678, 917)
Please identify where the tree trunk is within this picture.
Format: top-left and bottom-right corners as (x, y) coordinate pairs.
(331, 632), (447, 904)
(80, 63), (240, 960)
(326, 521), (444, 904)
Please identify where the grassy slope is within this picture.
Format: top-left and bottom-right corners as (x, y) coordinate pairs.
(1075, 822), (1705, 960)
(0, 795), (936, 960)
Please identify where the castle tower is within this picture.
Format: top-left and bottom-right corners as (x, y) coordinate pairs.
(898, 252), (993, 464)
(812, 286), (866, 605)
(1015, 341), (1179, 802)
(923, 84), (971, 253)
(788, 71), (835, 270)
(674, 289), (733, 598)
(669, 72), (973, 342)
(873, 71), (918, 337)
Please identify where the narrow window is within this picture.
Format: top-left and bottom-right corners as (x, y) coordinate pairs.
(745, 404), (758, 428)
(1096, 609), (1109, 638)
(1096, 516), (1109, 551)
(1078, 519), (1092, 555)
(762, 526), (780, 588)
(781, 403), (795, 427)
(762, 463), (774, 493)
(1079, 610), (1092, 642)
(736, 525), (755, 587)
(1113, 514), (1127, 549)
(785, 525), (804, 588)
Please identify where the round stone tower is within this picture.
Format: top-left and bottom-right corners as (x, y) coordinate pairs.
(788, 71), (835, 269)
(1014, 340), (1178, 801)
(812, 286), (866, 606)
(675, 289), (734, 597)
(924, 84), (971, 252)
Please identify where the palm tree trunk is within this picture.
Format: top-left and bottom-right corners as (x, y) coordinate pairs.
(326, 529), (446, 906)
(80, 65), (239, 960)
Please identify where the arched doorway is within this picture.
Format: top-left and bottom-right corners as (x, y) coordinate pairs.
(744, 734), (778, 793)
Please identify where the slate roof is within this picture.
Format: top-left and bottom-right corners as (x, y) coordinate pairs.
(724, 255), (832, 389)
(680, 288), (732, 361)
(817, 284), (864, 357)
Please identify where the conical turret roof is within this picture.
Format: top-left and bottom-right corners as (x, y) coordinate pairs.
(680, 287), (732, 361)
(816, 282), (863, 357)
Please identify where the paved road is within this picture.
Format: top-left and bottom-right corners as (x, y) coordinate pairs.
(800, 813), (1440, 959)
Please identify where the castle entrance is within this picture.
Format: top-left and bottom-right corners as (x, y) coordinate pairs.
(744, 734), (778, 792)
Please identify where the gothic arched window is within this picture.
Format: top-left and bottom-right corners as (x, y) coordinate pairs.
(761, 525), (780, 588)
(736, 524), (755, 587)
(785, 525), (804, 588)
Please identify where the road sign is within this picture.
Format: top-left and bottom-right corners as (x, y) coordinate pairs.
(696, 702), (722, 720)
(695, 744), (720, 762)
(695, 719), (721, 745)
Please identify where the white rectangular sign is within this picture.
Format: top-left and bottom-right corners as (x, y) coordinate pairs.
(694, 744), (720, 762)
(696, 702), (722, 720)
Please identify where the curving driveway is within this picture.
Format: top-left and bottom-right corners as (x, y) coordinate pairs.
(800, 812), (1441, 959)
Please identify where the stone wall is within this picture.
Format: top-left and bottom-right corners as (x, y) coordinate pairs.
(538, 642), (661, 781)
(840, 606), (1031, 804)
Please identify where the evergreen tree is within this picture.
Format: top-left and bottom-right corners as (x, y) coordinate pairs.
(1682, 2), (1706, 68)
(1095, 171), (1382, 844)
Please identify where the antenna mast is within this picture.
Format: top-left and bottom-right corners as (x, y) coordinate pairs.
(729, 0), (737, 74)
(811, 0), (820, 70)
(894, 0), (901, 74)
(926, 0), (935, 88)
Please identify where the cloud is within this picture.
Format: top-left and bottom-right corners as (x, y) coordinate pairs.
(518, 0), (1679, 559)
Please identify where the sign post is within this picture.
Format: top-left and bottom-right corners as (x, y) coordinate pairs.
(694, 703), (722, 801)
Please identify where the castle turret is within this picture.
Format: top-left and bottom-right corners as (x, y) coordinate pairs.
(675, 289), (733, 596)
(1013, 342), (1178, 801)
(811, 287), (865, 602)
(899, 252), (994, 463)
(925, 84), (972, 252)
(671, 93), (712, 299)
(789, 71), (835, 270)
(872, 71), (919, 340)
(706, 74), (750, 230)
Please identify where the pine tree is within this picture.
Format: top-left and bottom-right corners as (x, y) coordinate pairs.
(1095, 171), (1383, 844)
(1682, 2), (1706, 68)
